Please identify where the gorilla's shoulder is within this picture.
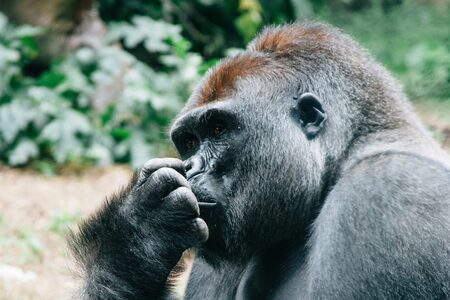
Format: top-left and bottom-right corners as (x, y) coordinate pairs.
(313, 151), (450, 299)
(335, 151), (450, 206)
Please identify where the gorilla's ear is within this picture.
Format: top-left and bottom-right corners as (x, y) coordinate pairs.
(294, 92), (327, 139)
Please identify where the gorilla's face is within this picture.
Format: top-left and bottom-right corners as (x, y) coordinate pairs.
(170, 91), (326, 257)
(170, 101), (246, 255)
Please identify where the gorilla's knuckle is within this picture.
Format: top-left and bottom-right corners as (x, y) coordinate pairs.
(141, 158), (184, 178)
(165, 187), (199, 216)
(143, 158), (165, 169)
(174, 186), (194, 197)
(151, 167), (180, 183)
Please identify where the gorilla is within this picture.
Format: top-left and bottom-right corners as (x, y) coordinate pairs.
(69, 22), (450, 299)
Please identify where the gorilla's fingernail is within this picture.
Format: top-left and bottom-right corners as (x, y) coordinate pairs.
(194, 218), (209, 243)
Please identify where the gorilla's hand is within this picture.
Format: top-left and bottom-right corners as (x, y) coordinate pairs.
(69, 158), (208, 300)
(128, 158), (209, 246)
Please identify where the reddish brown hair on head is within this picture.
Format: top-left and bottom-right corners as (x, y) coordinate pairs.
(196, 54), (270, 106)
(195, 23), (333, 107)
(250, 24), (329, 53)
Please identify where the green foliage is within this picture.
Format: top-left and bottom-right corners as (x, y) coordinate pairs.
(0, 1), (448, 170)
(0, 13), (203, 169)
(319, 1), (450, 101)
(235, 0), (263, 42)
(0, 14), (42, 95)
(96, 0), (448, 102)
(98, 0), (295, 58)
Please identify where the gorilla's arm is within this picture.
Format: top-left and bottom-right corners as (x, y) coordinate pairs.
(303, 152), (450, 299)
(68, 158), (208, 300)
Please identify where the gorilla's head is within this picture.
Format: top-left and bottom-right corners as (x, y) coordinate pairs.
(170, 22), (412, 259)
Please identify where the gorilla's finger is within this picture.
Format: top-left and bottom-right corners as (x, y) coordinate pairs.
(161, 186), (200, 218)
(137, 158), (186, 186)
(134, 167), (190, 203)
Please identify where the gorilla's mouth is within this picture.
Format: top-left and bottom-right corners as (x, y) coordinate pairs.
(189, 177), (222, 209)
(198, 201), (217, 208)
(189, 177), (230, 255)
(190, 182), (222, 221)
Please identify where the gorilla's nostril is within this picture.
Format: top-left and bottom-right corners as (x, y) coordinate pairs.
(184, 159), (193, 172)
(185, 156), (205, 180)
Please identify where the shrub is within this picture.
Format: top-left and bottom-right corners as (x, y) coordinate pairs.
(0, 14), (203, 170)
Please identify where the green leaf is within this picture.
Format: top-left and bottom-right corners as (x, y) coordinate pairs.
(32, 160), (57, 176)
(37, 71), (65, 88)
(101, 105), (115, 125)
(86, 143), (113, 166)
(0, 44), (20, 67)
(111, 128), (131, 140)
(56, 59), (93, 96)
(0, 12), (7, 32)
(170, 38), (191, 58)
(8, 138), (38, 166)
(44, 110), (91, 140)
(40, 110), (91, 163)
(75, 47), (96, 65)
(235, 0), (263, 42)
(106, 16), (183, 53)
(13, 25), (44, 38)
(0, 102), (34, 143)
(235, 12), (262, 42)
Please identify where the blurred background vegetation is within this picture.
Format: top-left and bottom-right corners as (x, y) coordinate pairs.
(0, 0), (449, 174)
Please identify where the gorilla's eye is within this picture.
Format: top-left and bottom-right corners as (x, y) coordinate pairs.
(184, 134), (198, 150)
(212, 125), (225, 137)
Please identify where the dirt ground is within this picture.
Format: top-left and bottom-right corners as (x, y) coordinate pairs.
(0, 105), (449, 300)
(0, 166), (132, 300)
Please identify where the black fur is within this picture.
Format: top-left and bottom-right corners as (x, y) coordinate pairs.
(69, 22), (450, 299)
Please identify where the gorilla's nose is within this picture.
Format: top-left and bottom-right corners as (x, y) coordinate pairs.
(184, 156), (205, 180)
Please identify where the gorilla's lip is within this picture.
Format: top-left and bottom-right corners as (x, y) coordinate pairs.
(198, 201), (217, 208)
(189, 180), (219, 208)
(195, 194), (219, 208)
